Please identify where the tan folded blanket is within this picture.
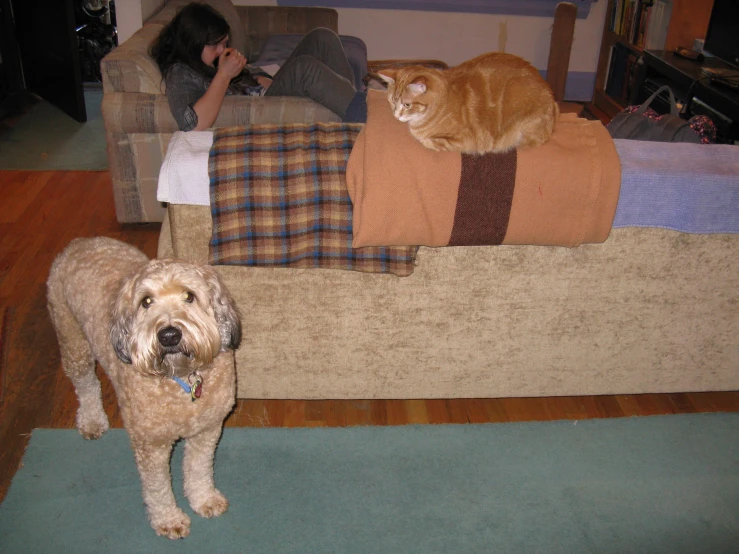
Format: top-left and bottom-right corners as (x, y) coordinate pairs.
(346, 89), (622, 247)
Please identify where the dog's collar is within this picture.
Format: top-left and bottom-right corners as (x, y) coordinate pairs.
(172, 371), (203, 402)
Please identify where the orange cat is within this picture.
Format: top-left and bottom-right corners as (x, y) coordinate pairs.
(378, 52), (559, 154)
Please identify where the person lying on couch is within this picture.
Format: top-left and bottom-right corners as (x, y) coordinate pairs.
(149, 1), (367, 131)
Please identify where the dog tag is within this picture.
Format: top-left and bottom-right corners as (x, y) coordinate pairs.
(190, 373), (203, 402)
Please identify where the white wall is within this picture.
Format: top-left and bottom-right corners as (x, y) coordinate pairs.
(338, 2), (607, 73)
(117, 0), (166, 44)
(116, 0), (143, 45)
(230, 0), (607, 72)
(116, 0), (608, 98)
(142, 0), (168, 20)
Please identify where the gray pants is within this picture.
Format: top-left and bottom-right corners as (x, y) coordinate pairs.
(265, 28), (357, 118)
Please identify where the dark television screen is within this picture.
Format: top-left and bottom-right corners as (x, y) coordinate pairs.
(704, 0), (739, 68)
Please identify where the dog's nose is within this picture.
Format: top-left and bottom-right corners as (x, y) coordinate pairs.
(157, 326), (182, 347)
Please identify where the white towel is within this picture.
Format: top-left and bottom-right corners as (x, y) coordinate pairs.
(157, 131), (213, 206)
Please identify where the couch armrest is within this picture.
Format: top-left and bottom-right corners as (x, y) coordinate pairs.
(101, 24), (166, 94)
(102, 92), (340, 134)
(236, 6), (338, 60)
(102, 92), (179, 134)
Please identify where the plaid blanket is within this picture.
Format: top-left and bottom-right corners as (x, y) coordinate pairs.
(208, 123), (418, 277)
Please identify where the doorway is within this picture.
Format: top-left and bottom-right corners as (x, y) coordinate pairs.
(2, 0), (117, 123)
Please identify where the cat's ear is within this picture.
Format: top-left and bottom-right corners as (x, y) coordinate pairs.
(408, 78), (427, 94)
(377, 70), (396, 84)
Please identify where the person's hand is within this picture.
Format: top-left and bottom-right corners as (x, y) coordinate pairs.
(217, 48), (246, 79)
(255, 75), (273, 89)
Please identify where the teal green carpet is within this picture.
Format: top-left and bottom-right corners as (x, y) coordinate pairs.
(1, 413), (738, 553)
(0, 89), (107, 171)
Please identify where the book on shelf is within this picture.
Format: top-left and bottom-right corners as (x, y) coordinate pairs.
(608, 0), (672, 50)
(643, 0), (673, 50)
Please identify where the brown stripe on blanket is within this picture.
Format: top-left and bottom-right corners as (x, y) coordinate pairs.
(448, 151), (517, 246)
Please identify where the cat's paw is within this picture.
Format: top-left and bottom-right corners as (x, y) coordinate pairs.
(420, 138), (444, 151)
(422, 137), (456, 152)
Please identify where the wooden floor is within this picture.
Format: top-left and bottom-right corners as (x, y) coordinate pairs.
(1, 169), (738, 503)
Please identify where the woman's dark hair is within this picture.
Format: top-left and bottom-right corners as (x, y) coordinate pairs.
(150, 2), (230, 79)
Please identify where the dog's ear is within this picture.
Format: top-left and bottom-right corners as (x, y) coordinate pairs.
(110, 324), (132, 364)
(109, 273), (137, 364)
(224, 314), (242, 350)
(202, 265), (242, 350)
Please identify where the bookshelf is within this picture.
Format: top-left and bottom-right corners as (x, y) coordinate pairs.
(591, 0), (714, 118)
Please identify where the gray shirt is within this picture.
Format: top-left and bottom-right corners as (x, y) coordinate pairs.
(164, 63), (265, 131)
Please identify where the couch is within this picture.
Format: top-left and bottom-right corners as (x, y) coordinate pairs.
(100, 0), (342, 223)
(157, 135), (739, 400)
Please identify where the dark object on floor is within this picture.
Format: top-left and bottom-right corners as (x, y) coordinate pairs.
(607, 85), (714, 143)
(75, 0), (117, 83)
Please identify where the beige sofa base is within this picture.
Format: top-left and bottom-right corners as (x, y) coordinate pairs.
(162, 205), (739, 399)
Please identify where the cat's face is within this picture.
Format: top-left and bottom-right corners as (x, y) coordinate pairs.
(378, 70), (431, 124)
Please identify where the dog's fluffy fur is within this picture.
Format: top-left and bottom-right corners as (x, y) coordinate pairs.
(47, 237), (241, 539)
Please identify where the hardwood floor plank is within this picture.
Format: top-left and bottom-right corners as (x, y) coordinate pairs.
(324, 400), (348, 427)
(0, 228), (48, 301)
(477, 399), (510, 424)
(500, 397), (551, 422)
(615, 395), (644, 416)
(0, 171), (54, 224)
(405, 399), (429, 424)
(263, 399), (286, 427)
(466, 398), (494, 424)
(386, 399), (408, 425)
(369, 400), (388, 426)
(424, 399), (451, 424)
(696, 391), (739, 412)
(447, 399), (472, 424)
(283, 399), (307, 427)
(225, 399), (270, 428)
(304, 399), (325, 426)
(344, 400), (373, 426)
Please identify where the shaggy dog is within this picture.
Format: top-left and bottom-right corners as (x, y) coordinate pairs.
(47, 237), (241, 539)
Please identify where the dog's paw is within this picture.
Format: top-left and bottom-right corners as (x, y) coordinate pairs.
(76, 413), (109, 440)
(191, 490), (229, 518)
(151, 509), (191, 540)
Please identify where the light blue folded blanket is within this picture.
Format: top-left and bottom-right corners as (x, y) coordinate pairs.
(613, 140), (739, 233)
